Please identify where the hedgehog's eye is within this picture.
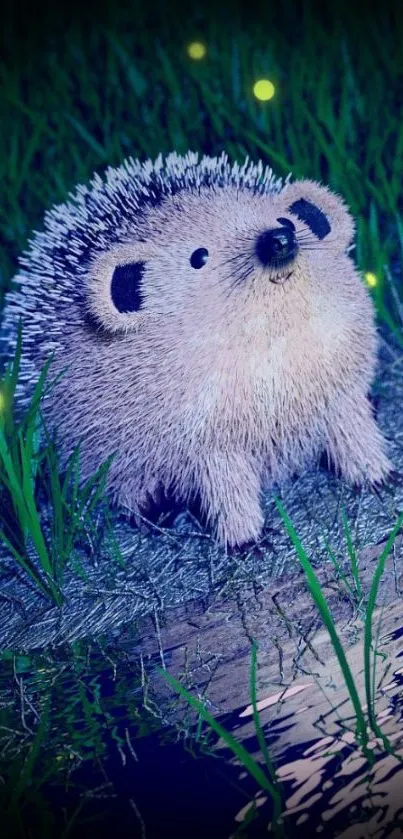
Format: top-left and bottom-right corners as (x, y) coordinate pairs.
(190, 247), (209, 269)
(276, 217), (296, 231)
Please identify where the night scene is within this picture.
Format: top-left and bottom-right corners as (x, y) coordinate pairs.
(1, 0), (403, 837)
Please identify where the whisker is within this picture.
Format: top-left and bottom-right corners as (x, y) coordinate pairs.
(230, 267), (255, 292)
(215, 255), (247, 270)
(215, 253), (254, 274)
(295, 225), (312, 235)
(298, 246), (333, 251)
(214, 248), (255, 271)
(298, 242), (332, 248)
(295, 234), (318, 242)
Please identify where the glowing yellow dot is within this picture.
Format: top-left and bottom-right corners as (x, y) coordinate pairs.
(364, 272), (377, 288)
(187, 42), (206, 60)
(253, 79), (276, 101)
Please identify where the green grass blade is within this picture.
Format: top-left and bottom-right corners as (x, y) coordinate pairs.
(160, 668), (281, 798)
(0, 427), (26, 509)
(104, 31), (148, 97)
(323, 537), (356, 600)
(64, 113), (108, 160)
(364, 512), (403, 737)
(273, 494), (369, 748)
(9, 694), (51, 805)
(0, 527), (56, 601)
(250, 642), (284, 828)
(340, 504), (363, 599)
(18, 430), (54, 578)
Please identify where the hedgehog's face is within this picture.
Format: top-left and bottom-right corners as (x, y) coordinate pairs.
(85, 178), (355, 334)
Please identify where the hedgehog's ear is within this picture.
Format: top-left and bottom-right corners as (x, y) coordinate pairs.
(85, 243), (153, 334)
(280, 179), (355, 251)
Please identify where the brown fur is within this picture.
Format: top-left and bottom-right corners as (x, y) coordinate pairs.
(6, 173), (394, 548)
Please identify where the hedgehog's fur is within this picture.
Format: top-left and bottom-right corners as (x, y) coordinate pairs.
(1, 151), (394, 548)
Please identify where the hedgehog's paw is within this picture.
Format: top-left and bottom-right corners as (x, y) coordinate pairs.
(216, 505), (265, 551)
(324, 395), (395, 490)
(199, 450), (264, 550)
(327, 420), (394, 491)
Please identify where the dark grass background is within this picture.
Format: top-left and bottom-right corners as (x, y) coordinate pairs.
(1, 0), (403, 328)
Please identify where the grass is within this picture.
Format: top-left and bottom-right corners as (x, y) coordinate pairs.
(274, 496), (403, 756)
(161, 641), (286, 837)
(319, 503), (365, 605)
(1, 0), (403, 334)
(0, 322), (116, 604)
(163, 499), (403, 832)
(0, 641), (165, 838)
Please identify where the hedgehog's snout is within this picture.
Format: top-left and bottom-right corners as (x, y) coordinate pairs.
(255, 226), (298, 276)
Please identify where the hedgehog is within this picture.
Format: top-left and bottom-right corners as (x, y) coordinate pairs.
(0, 151), (395, 549)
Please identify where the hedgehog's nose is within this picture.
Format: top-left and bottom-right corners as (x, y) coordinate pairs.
(255, 227), (297, 268)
